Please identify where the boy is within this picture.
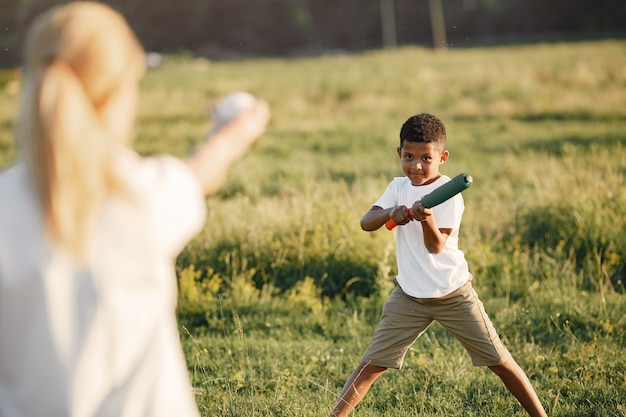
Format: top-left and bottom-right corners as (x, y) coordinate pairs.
(328, 114), (547, 417)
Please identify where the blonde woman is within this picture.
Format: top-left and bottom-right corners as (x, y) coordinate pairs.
(0, 2), (269, 416)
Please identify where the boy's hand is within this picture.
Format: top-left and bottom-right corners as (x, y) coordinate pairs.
(410, 202), (433, 223)
(390, 205), (413, 226)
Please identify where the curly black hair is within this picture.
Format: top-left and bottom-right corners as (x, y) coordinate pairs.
(399, 113), (446, 150)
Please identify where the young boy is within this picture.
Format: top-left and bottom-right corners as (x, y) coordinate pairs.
(328, 114), (547, 417)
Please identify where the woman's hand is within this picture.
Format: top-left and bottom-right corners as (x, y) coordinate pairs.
(186, 99), (270, 196)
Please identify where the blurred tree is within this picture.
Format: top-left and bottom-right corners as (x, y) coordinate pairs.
(1, 0), (624, 67)
(429, 0), (448, 49)
(0, 0), (20, 66)
(285, 0), (323, 51)
(380, 0), (398, 48)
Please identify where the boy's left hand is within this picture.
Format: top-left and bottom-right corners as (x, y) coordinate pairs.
(410, 202), (433, 222)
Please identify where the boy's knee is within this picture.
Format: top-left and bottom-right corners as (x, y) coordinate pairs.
(357, 362), (388, 379)
(488, 363), (507, 376)
(368, 364), (388, 373)
(488, 358), (523, 380)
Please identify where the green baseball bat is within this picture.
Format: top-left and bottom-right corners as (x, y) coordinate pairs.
(385, 173), (473, 230)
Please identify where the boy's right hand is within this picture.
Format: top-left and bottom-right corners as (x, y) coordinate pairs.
(389, 205), (413, 226)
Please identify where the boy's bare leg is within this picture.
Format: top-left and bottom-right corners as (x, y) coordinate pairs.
(328, 361), (387, 417)
(489, 358), (548, 417)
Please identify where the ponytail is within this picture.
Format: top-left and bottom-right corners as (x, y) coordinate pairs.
(19, 58), (115, 258)
(17, 2), (146, 259)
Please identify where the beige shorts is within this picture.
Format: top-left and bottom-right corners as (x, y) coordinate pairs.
(362, 280), (511, 368)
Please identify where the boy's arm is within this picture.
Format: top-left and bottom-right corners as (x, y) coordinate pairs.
(361, 205), (411, 231)
(411, 203), (452, 254)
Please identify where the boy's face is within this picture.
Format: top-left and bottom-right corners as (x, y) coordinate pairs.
(397, 141), (449, 186)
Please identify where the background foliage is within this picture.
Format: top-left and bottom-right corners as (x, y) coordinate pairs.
(1, 0), (625, 66)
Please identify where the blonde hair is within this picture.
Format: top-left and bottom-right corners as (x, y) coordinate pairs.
(17, 2), (145, 257)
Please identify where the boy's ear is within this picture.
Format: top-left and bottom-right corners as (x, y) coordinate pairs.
(440, 150), (450, 164)
(396, 147), (402, 158)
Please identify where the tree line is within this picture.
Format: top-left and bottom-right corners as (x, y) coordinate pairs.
(1, 0), (625, 67)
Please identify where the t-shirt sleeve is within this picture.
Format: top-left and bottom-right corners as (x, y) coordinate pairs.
(137, 155), (207, 257)
(373, 179), (400, 209)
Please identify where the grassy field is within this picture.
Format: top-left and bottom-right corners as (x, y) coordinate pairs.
(1, 40), (625, 416)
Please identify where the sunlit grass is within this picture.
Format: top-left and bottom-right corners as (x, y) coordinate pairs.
(1, 39), (625, 416)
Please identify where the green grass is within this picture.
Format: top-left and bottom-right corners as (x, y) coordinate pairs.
(1, 40), (625, 416)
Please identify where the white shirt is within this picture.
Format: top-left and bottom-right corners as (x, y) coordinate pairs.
(374, 175), (471, 298)
(0, 151), (206, 417)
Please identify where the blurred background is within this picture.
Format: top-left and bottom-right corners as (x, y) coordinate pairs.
(1, 0), (625, 67)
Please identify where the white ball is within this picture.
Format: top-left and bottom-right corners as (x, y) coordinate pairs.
(212, 91), (256, 132)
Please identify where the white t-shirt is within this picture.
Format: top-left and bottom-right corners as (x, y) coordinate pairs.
(0, 151), (206, 417)
(374, 175), (471, 298)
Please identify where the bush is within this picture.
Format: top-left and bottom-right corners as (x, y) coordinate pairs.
(512, 193), (625, 292)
